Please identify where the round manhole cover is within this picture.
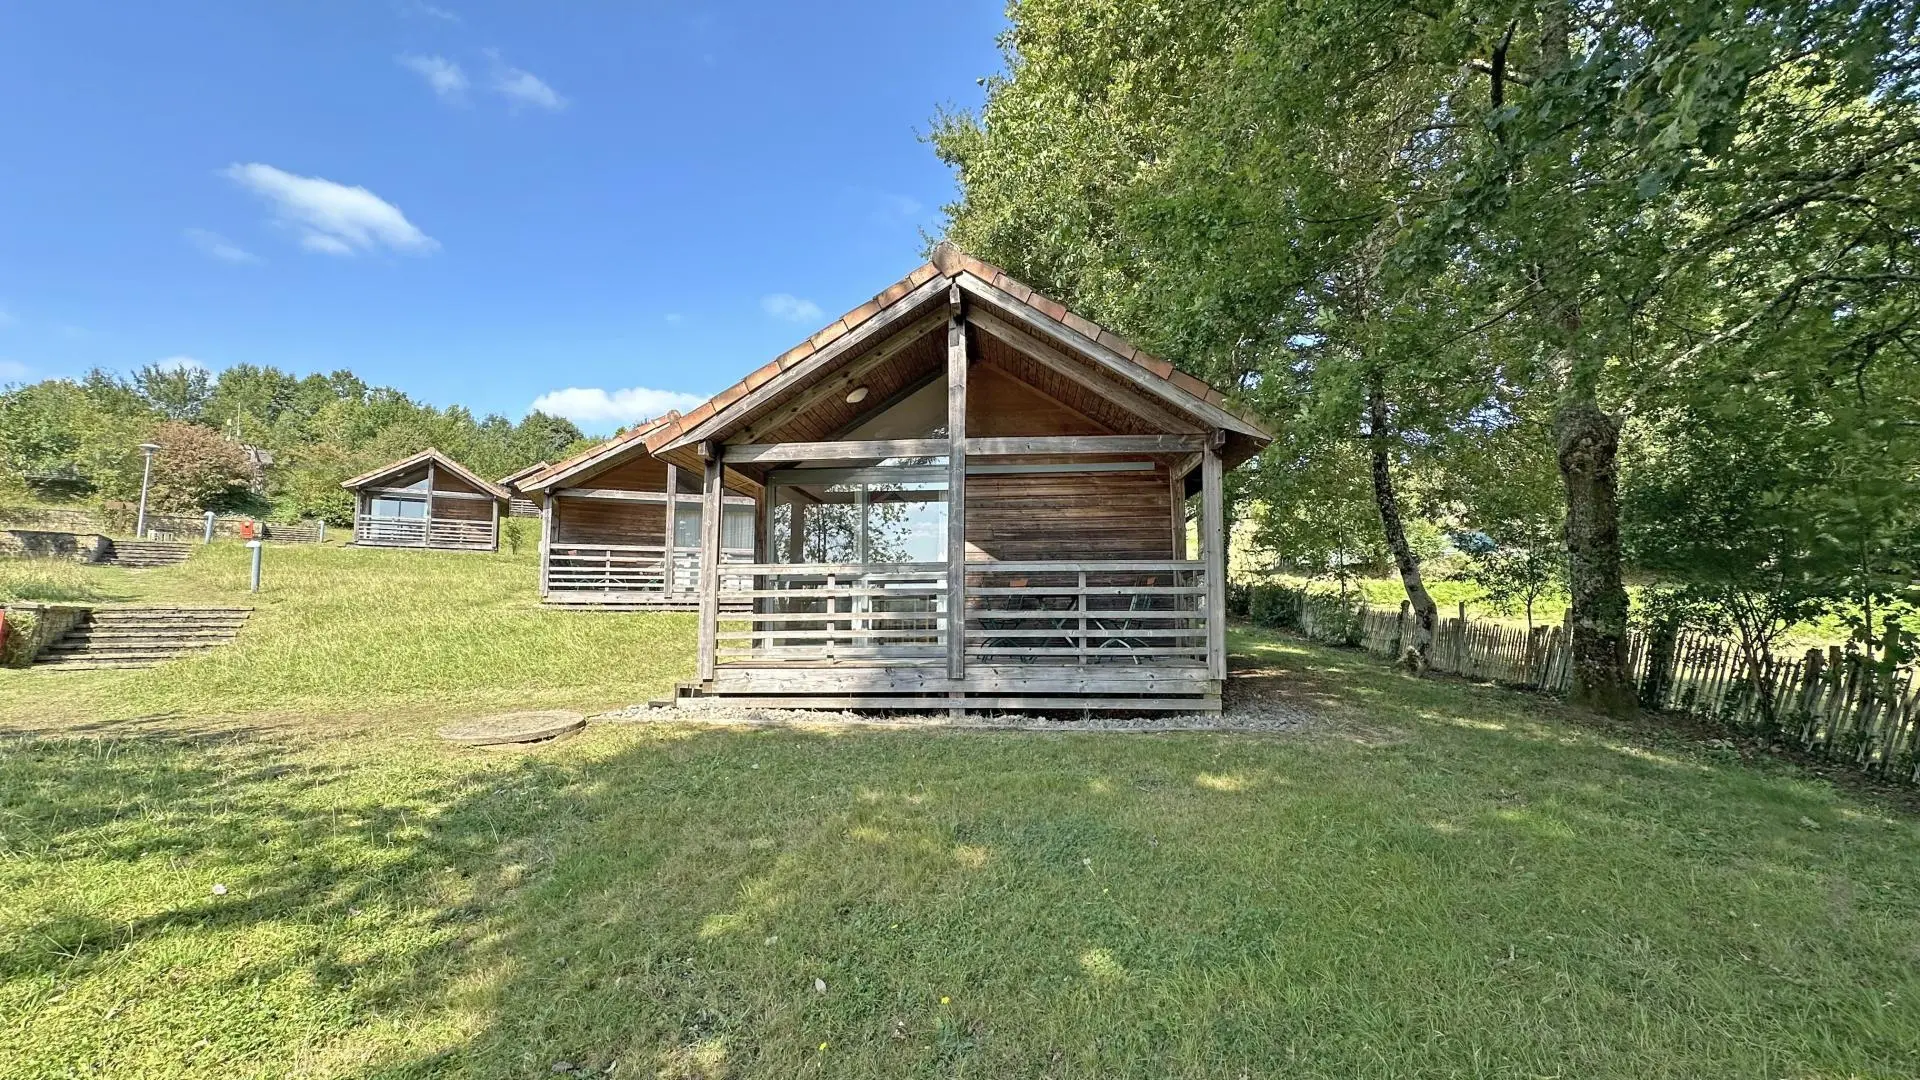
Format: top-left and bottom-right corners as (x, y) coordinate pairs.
(438, 710), (585, 746)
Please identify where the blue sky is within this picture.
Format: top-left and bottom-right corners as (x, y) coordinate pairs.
(0, 1), (1005, 433)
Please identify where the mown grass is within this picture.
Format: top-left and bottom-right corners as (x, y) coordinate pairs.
(0, 558), (115, 604)
(0, 541), (693, 721)
(1, 542), (1916, 1077)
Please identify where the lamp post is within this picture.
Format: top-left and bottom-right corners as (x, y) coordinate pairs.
(134, 442), (161, 540)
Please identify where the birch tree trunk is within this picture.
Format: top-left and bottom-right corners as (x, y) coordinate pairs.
(1368, 378), (1439, 671)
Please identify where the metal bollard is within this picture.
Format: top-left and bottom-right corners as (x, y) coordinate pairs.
(246, 539), (263, 593)
(203, 510), (216, 545)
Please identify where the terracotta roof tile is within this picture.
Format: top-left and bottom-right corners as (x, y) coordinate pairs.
(1138, 353), (1175, 380)
(1096, 329), (1141, 361)
(1031, 293), (1069, 322)
(845, 299), (882, 327)
(994, 275), (1034, 304)
(906, 263), (939, 286)
(1060, 310), (1100, 340)
(712, 382), (747, 412)
(777, 341), (815, 369)
(876, 280), (913, 306)
(1169, 369), (1212, 399)
(810, 319), (850, 350)
(742, 361), (781, 392)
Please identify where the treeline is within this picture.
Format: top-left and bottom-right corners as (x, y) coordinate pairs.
(0, 362), (592, 525)
(934, 0), (1920, 710)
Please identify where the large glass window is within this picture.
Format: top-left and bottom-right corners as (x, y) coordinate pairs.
(767, 466), (948, 564)
(371, 495), (427, 518)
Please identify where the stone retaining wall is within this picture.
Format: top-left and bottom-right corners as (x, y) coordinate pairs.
(0, 530), (110, 562)
(0, 603), (90, 668)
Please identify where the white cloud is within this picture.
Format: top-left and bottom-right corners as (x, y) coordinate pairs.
(153, 355), (210, 373)
(399, 53), (468, 102)
(486, 51), (567, 111)
(762, 293), (824, 322)
(0, 307), (15, 328)
(184, 227), (260, 264)
(0, 359), (28, 382)
(664, 313), (685, 325)
(404, 2), (461, 21)
(224, 163), (438, 256)
(529, 386), (706, 429)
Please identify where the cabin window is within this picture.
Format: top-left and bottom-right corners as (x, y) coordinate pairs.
(765, 465), (948, 565)
(671, 503), (757, 551)
(371, 495), (427, 519)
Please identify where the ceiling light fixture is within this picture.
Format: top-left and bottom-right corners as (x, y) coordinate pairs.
(845, 385), (870, 404)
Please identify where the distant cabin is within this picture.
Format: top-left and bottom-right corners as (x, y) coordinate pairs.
(644, 242), (1273, 714)
(497, 462), (549, 518)
(515, 416), (758, 610)
(340, 449), (508, 552)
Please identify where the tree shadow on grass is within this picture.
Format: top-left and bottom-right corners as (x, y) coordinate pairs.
(360, 708), (1920, 1079)
(7, 643), (1918, 1079)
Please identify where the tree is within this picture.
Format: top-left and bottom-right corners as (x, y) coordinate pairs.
(144, 421), (254, 513)
(134, 363), (213, 422)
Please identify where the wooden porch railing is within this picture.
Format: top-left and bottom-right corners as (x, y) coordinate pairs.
(712, 559), (1211, 668)
(963, 560), (1208, 664)
(353, 514), (497, 549)
(716, 562), (948, 664)
(548, 545), (755, 596)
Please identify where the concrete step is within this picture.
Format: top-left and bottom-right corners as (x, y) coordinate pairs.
(29, 605), (252, 670)
(42, 642), (221, 658)
(55, 629), (238, 643)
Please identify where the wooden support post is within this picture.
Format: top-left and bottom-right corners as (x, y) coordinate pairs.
(663, 464), (678, 594)
(946, 285), (968, 683)
(489, 496), (500, 552)
(424, 460), (438, 547)
(697, 452), (724, 682)
(538, 494), (553, 596)
(1202, 439), (1227, 681)
(1169, 466), (1187, 559)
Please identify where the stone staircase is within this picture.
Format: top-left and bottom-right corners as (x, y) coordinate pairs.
(100, 539), (195, 569)
(33, 607), (253, 670)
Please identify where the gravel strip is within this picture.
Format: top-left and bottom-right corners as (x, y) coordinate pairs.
(591, 695), (1319, 735)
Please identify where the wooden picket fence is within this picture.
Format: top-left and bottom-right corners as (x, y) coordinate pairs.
(1286, 594), (1920, 785)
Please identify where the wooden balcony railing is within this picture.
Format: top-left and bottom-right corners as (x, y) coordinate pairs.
(353, 514), (497, 549)
(548, 545), (755, 595)
(716, 562), (948, 664)
(712, 559), (1210, 668)
(963, 560), (1208, 665)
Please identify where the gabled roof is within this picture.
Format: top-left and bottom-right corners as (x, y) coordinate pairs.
(339, 448), (509, 499)
(515, 412), (681, 494)
(643, 242), (1273, 460)
(497, 461), (552, 490)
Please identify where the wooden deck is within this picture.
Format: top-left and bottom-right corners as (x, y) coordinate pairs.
(682, 558), (1222, 712)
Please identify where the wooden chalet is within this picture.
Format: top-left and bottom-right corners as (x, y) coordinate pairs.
(515, 414), (759, 610)
(497, 462), (550, 518)
(646, 242), (1272, 713)
(341, 449), (508, 551)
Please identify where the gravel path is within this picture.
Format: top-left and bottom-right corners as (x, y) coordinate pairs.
(592, 690), (1320, 735)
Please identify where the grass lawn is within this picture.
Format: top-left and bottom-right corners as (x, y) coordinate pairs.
(2, 545), (1918, 1077)
(1, 541), (693, 721)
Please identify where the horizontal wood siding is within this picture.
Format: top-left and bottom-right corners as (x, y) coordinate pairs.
(965, 458), (1174, 562)
(555, 496), (666, 546)
(432, 495), (494, 522)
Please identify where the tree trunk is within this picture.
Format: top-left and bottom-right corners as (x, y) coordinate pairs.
(1368, 379), (1439, 671)
(1555, 393), (1636, 714)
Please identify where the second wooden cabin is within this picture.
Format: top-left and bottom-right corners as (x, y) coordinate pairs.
(515, 415), (759, 609)
(341, 448), (508, 551)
